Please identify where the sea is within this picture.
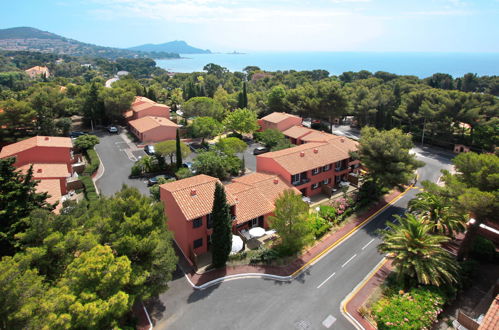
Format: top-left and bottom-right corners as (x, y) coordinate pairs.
(155, 52), (499, 78)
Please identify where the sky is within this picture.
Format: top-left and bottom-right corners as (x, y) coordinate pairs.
(1, 0), (498, 52)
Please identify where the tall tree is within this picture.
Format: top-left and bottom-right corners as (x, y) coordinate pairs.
(222, 108), (259, 135)
(154, 139), (190, 165)
(238, 82), (248, 109)
(269, 190), (313, 255)
(357, 127), (424, 191)
(175, 129), (182, 169)
(211, 183), (232, 268)
(191, 117), (223, 144)
(182, 97), (226, 121)
(0, 158), (54, 256)
(378, 214), (460, 288)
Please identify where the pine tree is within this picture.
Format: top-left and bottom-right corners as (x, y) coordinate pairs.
(175, 129), (182, 169)
(240, 155), (246, 175)
(237, 82), (248, 108)
(211, 183), (232, 268)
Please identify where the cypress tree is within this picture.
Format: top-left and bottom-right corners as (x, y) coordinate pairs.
(175, 129), (182, 169)
(240, 155), (246, 175)
(211, 183), (232, 268)
(242, 81), (248, 108)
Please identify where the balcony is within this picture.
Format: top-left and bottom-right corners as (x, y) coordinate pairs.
(292, 178), (311, 186)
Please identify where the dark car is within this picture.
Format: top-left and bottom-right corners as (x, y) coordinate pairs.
(69, 131), (88, 138)
(107, 126), (118, 133)
(188, 143), (209, 153)
(182, 162), (193, 170)
(147, 175), (174, 186)
(144, 145), (155, 155)
(253, 146), (269, 155)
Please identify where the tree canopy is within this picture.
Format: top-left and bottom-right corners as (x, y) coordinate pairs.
(222, 108), (259, 134)
(190, 116), (223, 143)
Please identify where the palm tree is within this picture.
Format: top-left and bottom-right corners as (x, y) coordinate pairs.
(378, 213), (459, 288)
(408, 191), (466, 237)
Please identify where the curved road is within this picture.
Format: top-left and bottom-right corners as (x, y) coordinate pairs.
(153, 145), (454, 330)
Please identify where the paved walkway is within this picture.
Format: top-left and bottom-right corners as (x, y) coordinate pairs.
(186, 189), (403, 286)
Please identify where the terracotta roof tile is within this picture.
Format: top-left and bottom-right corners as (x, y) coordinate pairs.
(18, 163), (70, 178)
(282, 126), (339, 142)
(282, 125), (315, 139)
(0, 136), (72, 159)
(35, 179), (62, 213)
(258, 138), (357, 174)
(261, 112), (301, 124)
(128, 116), (178, 133)
(160, 174), (236, 221)
(479, 295), (499, 330)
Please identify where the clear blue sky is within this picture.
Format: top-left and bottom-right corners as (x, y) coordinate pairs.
(1, 0), (498, 52)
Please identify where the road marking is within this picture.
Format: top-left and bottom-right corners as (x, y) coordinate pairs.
(317, 272), (336, 289)
(384, 226), (390, 230)
(362, 239), (375, 250)
(322, 315), (336, 328)
(341, 254), (357, 268)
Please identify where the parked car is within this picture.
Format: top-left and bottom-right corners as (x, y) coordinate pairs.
(69, 131), (88, 138)
(107, 126), (118, 133)
(144, 145), (155, 155)
(253, 146), (269, 155)
(188, 143), (209, 153)
(182, 162), (193, 170)
(147, 175), (174, 186)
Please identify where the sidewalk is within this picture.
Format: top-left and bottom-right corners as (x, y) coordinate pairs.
(187, 188), (405, 286)
(344, 260), (394, 330)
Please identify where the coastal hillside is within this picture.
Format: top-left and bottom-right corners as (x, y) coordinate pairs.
(0, 27), (180, 59)
(128, 40), (211, 54)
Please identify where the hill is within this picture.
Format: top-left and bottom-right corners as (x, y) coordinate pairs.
(0, 27), (180, 59)
(128, 40), (211, 54)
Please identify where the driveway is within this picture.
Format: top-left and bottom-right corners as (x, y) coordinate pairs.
(94, 131), (149, 196)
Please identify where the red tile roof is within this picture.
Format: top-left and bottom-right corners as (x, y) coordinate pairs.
(258, 138), (358, 174)
(18, 163), (69, 178)
(129, 116), (179, 133)
(35, 179), (63, 213)
(282, 125), (338, 143)
(479, 295), (499, 330)
(160, 174), (236, 221)
(0, 136), (72, 159)
(261, 112), (301, 124)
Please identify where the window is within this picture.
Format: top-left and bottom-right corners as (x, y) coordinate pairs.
(312, 167), (321, 175)
(291, 174), (300, 183)
(192, 217), (202, 228)
(336, 161), (342, 169)
(323, 164), (331, 171)
(193, 238), (203, 249)
(312, 182), (320, 190)
(251, 218), (258, 227)
(323, 178), (330, 185)
(207, 214), (213, 229)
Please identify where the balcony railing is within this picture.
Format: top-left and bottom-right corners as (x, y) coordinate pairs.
(292, 178), (310, 186)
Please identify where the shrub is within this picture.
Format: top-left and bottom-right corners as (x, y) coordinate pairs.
(74, 135), (100, 150)
(83, 149), (100, 176)
(309, 214), (331, 239)
(80, 176), (99, 203)
(372, 287), (445, 330)
(249, 247), (280, 264)
(471, 237), (497, 262)
(318, 205), (337, 223)
(175, 167), (193, 179)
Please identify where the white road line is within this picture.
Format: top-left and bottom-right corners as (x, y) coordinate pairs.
(362, 238), (375, 250)
(317, 272), (336, 289)
(341, 254), (357, 268)
(384, 226), (390, 230)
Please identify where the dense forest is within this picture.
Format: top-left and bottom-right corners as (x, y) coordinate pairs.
(0, 51), (497, 151)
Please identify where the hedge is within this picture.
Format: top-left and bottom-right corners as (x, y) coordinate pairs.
(83, 149), (100, 176)
(80, 176), (99, 203)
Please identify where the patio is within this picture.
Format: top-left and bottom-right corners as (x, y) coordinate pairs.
(239, 228), (277, 251)
(308, 184), (358, 208)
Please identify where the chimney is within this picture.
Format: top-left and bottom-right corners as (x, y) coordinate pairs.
(190, 189), (197, 196)
(313, 148), (318, 153)
(273, 178), (279, 184)
(300, 151), (305, 157)
(37, 168), (43, 173)
(44, 137), (50, 141)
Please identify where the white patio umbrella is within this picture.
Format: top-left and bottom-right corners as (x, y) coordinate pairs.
(231, 235), (244, 254)
(249, 227), (266, 238)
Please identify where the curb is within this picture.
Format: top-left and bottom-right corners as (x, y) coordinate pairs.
(185, 272), (292, 290)
(340, 258), (388, 330)
(92, 148), (105, 195)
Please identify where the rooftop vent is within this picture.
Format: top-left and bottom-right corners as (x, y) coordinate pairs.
(300, 151), (305, 157)
(313, 148), (318, 153)
(190, 189), (197, 196)
(273, 178), (279, 184)
(340, 138), (345, 143)
(37, 168), (43, 173)
(44, 137), (50, 141)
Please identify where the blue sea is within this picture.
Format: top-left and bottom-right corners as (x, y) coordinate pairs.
(156, 52), (499, 78)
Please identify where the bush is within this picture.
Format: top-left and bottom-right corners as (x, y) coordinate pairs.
(74, 135), (100, 150)
(175, 167), (193, 179)
(471, 237), (497, 262)
(249, 247), (280, 264)
(80, 176), (99, 203)
(83, 149), (100, 176)
(309, 214), (331, 239)
(372, 287), (445, 329)
(318, 205), (337, 223)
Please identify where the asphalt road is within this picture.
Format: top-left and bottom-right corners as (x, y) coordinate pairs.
(94, 132), (150, 196)
(152, 145), (454, 330)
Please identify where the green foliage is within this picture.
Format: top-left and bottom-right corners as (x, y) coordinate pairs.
(73, 134), (100, 150)
(378, 213), (460, 288)
(470, 237), (497, 262)
(372, 287), (445, 329)
(358, 127), (424, 190)
(318, 205), (337, 223)
(269, 190), (313, 255)
(308, 213), (331, 239)
(0, 158), (54, 256)
(182, 97), (226, 121)
(216, 137), (247, 155)
(175, 129), (182, 169)
(83, 149), (100, 175)
(149, 177), (171, 201)
(130, 155), (162, 176)
(190, 116), (223, 143)
(192, 150), (241, 180)
(223, 108), (259, 134)
(249, 247), (280, 265)
(99, 86), (134, 122)
(79, 175), (99, 203)
(255, 128), (289, 150)
(211, 183), (232, 268)
(175, 167), (193, 180)
(0, 99), (36, 142)
(155, 139), (190, 164)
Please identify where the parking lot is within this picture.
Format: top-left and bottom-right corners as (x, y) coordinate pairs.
(94, 131), (150, 196)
